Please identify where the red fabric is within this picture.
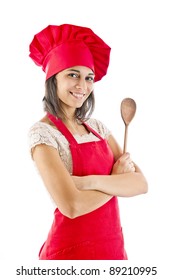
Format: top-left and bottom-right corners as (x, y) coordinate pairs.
(39, 113), (127, 260)
(29, 24), (111, 81)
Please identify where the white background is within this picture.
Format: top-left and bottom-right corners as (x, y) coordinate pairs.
(0, 0), (173, 278)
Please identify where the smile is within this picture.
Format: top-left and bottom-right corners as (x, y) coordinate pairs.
(70, 92), (85, 99)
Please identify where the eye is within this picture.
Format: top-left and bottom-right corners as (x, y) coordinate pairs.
(68, 73), (79, 78)
(86, 76), (94, 82)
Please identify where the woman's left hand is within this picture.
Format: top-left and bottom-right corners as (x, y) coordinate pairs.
(72, 153), (136, 191)
(111, 153), (135, 175)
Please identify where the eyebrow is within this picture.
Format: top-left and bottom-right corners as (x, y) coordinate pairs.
(67, 69), (94, 76)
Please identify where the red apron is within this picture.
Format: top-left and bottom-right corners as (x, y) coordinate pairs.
(39, 113), (127, 260)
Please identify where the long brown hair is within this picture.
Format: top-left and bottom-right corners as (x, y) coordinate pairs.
(43, 74), (95, 121)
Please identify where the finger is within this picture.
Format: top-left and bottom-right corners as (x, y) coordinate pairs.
(118, 153), (130, 164)
(131, 166), (136, 172)
(123, 152), (130, 160)
(129, 161), (134, 167)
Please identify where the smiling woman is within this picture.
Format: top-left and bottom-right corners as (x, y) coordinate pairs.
(40, 66), (95, 136)
(55, 66), (94, 110)
(28, 23), (148, 260)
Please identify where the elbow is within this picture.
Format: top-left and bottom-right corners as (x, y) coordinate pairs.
(65, 208), (79, 219)
(59, 201), (81, 219)
(63, 213), (77, 219)
(140, 177), (148, 195)
(59, 208), (78, 219)
(132, 172), (148, 196)
(58, 205), (78, 219)
(62, 198), (88, 219)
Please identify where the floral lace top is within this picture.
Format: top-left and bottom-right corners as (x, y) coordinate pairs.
(28, 118), (111, 175)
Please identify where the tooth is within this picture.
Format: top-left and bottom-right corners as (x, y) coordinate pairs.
(73, 93), (83, 98)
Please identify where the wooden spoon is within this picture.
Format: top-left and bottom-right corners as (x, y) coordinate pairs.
(121, 98), (136, 153)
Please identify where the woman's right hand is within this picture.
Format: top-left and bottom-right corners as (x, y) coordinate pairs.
(111, 153), (135, 175)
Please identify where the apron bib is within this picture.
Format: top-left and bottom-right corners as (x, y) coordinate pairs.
(39, 113), (127, 260)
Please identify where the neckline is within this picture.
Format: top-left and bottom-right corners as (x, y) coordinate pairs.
(39, 121), (92, 137)
(47, 113), (104, 143)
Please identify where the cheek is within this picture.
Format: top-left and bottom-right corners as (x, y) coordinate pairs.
(56, 83), (67, 97)
(88, 83), (94, 93)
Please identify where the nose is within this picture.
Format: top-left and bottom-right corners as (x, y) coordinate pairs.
(75, 78), (87, 91)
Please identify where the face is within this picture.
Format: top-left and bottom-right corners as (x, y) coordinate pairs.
(55, 65), (95, 113)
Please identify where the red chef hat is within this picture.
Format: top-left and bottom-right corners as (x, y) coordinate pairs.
(29, 24), (111, 82)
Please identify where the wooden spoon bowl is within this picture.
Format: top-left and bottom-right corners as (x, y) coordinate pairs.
(121, 98), (136, 153)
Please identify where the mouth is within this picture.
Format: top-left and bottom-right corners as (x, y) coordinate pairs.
(70, 92), (85, 100)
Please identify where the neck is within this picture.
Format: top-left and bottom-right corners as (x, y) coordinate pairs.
(60, 104), (76, 122)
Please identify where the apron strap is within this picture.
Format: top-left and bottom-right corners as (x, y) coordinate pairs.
(47, 113), (78, 145)
(82, 122), (104, 140)
(47, 113), (104, 143)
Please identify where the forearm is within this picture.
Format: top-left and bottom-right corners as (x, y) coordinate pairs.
(73, 171), (148, 197)
(33, 144), (112, 219)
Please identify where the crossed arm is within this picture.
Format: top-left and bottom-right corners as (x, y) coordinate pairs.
(32, 134), (148, 218)
(72, 135), (148, 197)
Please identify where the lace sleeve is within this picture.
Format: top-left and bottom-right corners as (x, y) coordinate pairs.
(28, 122), (58, 157)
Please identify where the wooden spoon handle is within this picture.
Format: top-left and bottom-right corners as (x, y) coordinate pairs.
(123, 124), (128, 153)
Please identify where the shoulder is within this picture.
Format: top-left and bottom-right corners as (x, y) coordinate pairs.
(85, 118), (111, 139)
(28, 121), (60, 153)
(28, 121), (58, 139)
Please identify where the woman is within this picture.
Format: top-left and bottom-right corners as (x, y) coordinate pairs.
(28, 24), (148, 260)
